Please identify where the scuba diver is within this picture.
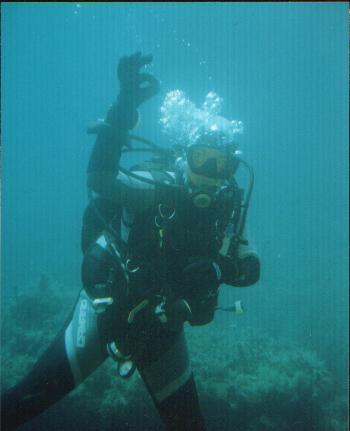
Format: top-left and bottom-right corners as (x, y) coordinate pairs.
(1, 52), (260, 431)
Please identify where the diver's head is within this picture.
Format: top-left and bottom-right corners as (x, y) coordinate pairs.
(160, 89), (243, 208)
(186, 128), (239, 180)
(184, 129), (239, 208)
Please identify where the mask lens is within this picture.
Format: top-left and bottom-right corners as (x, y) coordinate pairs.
(191, 147), (210, 168)
(188, 145), (233, 179)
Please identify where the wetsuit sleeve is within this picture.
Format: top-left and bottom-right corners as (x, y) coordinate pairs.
(87, 99), (159, 211)
(87, 170), (157, 211)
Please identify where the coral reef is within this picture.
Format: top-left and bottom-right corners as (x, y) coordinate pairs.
(1, 282), (348, 431)
(186, 325), (348, 431)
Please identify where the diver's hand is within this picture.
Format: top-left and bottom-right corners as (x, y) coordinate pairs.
(118, 52), (159, 109)
(218, 253), (260, 287)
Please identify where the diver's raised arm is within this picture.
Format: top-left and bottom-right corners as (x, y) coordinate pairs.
(87, 52), (160, 206)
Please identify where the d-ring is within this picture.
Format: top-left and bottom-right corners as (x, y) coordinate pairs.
(125, 258), (140, 273)
(154, 215), (164, 229)
(158, 204), (176, 220)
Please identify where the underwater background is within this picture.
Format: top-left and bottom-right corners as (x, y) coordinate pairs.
(1, 3), (348, 430)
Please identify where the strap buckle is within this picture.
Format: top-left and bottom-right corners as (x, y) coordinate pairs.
(107, 342), (136, 379)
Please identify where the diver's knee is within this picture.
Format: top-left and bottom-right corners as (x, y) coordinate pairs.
(64, 290), (108, 386)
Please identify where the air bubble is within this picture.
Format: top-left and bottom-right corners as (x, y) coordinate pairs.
(159, 90), (243, 147)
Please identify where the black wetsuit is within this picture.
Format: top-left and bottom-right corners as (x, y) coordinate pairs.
(1, 103), (260, 431)
(1, 201), (208, 430)
(1, 196), (221, 431)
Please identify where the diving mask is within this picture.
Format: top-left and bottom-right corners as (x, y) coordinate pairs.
(186, 142), (238, 180)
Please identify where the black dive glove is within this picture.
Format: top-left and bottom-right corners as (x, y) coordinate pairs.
(107, 52), (160, 129)
(181, 257), (222, 326)
(218, 253), (260, 287)
(158, 258), (220, 330)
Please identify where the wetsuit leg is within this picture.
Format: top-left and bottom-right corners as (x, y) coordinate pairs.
(1, 289), (110, 431)
(155, 374), (206, 431)
(136, 328), (206, 431)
